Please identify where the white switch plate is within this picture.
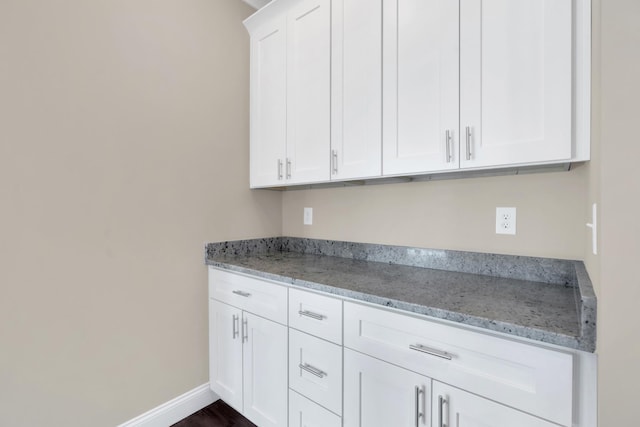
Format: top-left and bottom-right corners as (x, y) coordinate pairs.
(303, 207), (313, 225)
(496, 207), (516, 235)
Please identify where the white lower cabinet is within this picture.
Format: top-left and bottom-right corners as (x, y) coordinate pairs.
(344, 348), (558, 427)
(433, 381), (557, 427)
(209, 297), (287, 427)
(209, 299), (243, 412)
(343, 301), (573, 425)
(243, 312), (288, 427)
(289, 390), (342, 427)
(344, 348), (431, 427)
(210, 268), (593, 427)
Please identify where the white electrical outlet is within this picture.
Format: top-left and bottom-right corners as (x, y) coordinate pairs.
(303, 207), (313, 225)
(496, 207), (516, 235)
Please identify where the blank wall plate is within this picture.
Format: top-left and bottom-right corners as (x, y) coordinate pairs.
(303, 207), (313, 225)
(496, 207), (516, 235)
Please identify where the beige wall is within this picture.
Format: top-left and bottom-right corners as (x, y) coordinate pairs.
(0, 1), (281, 426)
(283, 169), (588, 259)
(2, 0), (638, 425)
(596, 0), (640, 424)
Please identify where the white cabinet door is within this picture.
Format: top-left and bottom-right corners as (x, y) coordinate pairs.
(289, 390), (342, 427)
(286, 0), (331, 185)
(383, 0), (460, 176)
(459, 0), (572, 168)
(344, 348), (431, 427)
(331, 0), (382, 180)
(249, 16), (287, 188)
(433, 381), (557, 427)
(243, 312), (288, 427)
(209, 300), (243, 413)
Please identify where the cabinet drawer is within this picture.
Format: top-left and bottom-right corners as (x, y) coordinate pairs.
(289, 329), (342, 415)
(289, 288), (343, 344)
(289, 390), (341, 427)
(344, 302), (573, 426)
(209, 268), (287, 325)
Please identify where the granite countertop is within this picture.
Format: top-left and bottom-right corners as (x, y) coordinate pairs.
(205, 237), (596, 352)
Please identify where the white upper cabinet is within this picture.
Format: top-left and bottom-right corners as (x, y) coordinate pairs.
(246, 0), (330, 188)
(331, 0), (382, 180)
(383, 0), (460, 175)
(249, 16), (287, 187)
(286, 0), (331, 184)
(245, 0), (588, 187)
(459, 0), (572, 169)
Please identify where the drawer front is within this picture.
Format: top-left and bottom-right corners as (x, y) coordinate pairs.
(344, 302), (573, 426)
(209, 268), (287, 325)
(289, 288), (343, 344)
(289, 390), (342, 427)
(289, 329), (343, 415)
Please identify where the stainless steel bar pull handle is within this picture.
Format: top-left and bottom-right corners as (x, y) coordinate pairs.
(232, 290), (251, 298)
(445, 130), (452, 163)
(242, 317), (248, 343)
(298, 363), (326, 378)
(438, 395), (447, 427)
(298, 310), (325, 321)
(414, 386), (424, 427)
(232, 314), (239, 339)
(331, 150), (338, 174)
(277, 159), (283, 180)
(286, 158), (292, 179)
(409, 343), (453, 360)
(465, 126), (472, 160)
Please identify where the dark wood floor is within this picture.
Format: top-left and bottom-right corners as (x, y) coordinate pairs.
(171, 400), (256, 427)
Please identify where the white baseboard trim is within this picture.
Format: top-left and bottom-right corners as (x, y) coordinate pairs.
(117, 383), (219, 427)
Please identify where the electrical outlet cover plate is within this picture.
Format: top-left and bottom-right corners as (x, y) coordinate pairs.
(496, 207), (516, 235)
(303, 207), (313, 225)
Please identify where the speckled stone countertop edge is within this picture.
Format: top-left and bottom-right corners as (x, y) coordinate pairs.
(205, 258), (588, 352)
(279, 237), (578, 286)
(574, 262), (597, 352)
(205, 237), (579, 286)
